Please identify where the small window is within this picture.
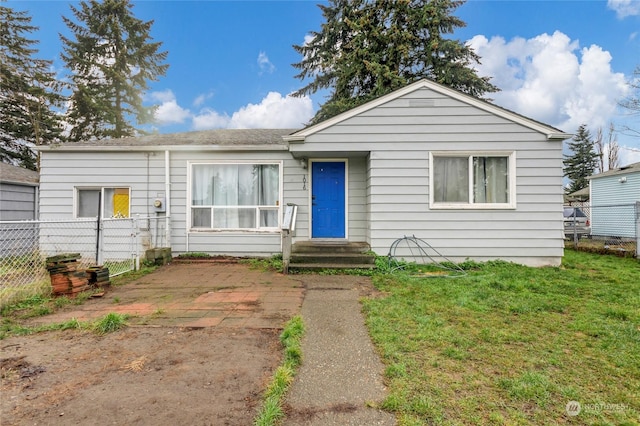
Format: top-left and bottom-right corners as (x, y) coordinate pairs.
(430, 152), (515, 209)
(76, 187), (130, 218)
(190, 163), (280, 230)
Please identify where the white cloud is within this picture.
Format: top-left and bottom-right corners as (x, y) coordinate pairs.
(193, 92), (214, 107)
(150, 90), (191, 125)
(607, 0), (640, 18)
(192, 109), (231, 130)
(257, 51), (275, 74)
(192, 92), (313, 130)
(230, 92), (312, 128)
(150, 89), (177, 104)
(469, 31), (628, 132)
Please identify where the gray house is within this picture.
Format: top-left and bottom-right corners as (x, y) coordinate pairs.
(0, 163), (39, 221)
(0, 163), (39, 257)
(37, 79), (570, 266)
(588, 161), (640, 239)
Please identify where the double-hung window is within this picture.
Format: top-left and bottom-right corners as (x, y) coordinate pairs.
(190, 163), (280, 230)
(430, 152), (515, 208)
(76, 187), (130, 218)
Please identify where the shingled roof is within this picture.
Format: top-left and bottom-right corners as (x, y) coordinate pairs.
(0, 163), (39, 185)
(38, 128), (299, 150)
(588, 161), (640, 180)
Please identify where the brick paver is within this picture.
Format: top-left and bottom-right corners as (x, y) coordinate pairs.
(32, 261), (304, 329)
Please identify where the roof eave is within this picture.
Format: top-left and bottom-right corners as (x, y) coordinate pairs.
(547, 132), (573, 140)
(37, 144), (289, 152)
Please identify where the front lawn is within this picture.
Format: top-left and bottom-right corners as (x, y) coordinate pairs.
(363, 250), (639, 425)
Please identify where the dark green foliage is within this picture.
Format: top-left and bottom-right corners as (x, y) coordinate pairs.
(563, 124), (599, 193)
(61, 0), (168, 141)
(0, 5), (67, 169)
(292, 0), (498, 124)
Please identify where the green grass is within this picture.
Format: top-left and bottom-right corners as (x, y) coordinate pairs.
(363, 250), (640, 425)
(0, 312), (129, 339)
(254, 315), (305, 426)
(243, 254), (284, 272)
(1, 265), (156, 339)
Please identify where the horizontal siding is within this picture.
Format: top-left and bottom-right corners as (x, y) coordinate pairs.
(330, 86), (564, 266)
(0, 183), (37, 220)
(591, 172), (640, 205)
(590, 172), (640, 238)
(39, 150), (303, 257)
(180, 233), (281, 256)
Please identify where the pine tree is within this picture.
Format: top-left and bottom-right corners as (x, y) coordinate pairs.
(61, 0), (168, 141)
(563, 124), (599, 193)
(292, 0), (498, 124)
(0, 5), (66, 170)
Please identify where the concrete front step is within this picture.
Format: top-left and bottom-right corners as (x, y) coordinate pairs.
(290, 253), (376, 265)
(288, 241), (376, 271)
(292, 241), (370, 254)
(289, 263), (376, 271)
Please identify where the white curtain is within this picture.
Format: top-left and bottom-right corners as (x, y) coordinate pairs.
(192, 165), (216, 227)
(433, 157), (469, 203)
(473, 157), (508, 203)
(192, 164), (279, 228)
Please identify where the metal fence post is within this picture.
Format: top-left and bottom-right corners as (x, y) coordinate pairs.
(636, 201), (640, 260)
(132, 216), (139, 271)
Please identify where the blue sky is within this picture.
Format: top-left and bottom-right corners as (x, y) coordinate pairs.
(11, 0), (640, 166)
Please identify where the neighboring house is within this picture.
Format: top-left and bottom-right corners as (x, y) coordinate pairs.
(0, 163), (39, 221)
(588, 162), (640, 239)
(565, 187), (589, 204)
(37, 79), (570, 266)
(0, 163), (39, 257)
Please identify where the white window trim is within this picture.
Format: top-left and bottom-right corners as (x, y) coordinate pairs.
(429, 151), (516, 209)
(187, 161), (283, 233)
(74, 186), (131, 219)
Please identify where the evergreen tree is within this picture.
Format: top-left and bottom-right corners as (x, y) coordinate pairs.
(563, 124), (599, 193)
(0, 5), (66, 170)
(61, 0), (168, 141)
(293, 0), (498, 124)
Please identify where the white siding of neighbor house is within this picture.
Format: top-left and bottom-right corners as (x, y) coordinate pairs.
(290, 87), (565, 266)
(590, 171), (640, 238)
(39, 150), (305, 258)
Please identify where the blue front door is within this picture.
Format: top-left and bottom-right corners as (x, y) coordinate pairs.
(311, 161), (345, 238)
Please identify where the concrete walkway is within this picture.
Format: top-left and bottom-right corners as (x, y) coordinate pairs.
(28, 261), (395, 424)
(284, 276), (395, 425)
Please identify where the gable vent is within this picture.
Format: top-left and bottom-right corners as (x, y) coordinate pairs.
(409, 99), (436, 107)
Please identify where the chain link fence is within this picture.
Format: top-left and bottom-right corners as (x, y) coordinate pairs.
(565, 202), (639, 258)
(0, 216), (169, 308)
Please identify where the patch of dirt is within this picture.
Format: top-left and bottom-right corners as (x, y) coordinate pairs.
(1, 327), (281, 425)
(284, 402), (358, 422)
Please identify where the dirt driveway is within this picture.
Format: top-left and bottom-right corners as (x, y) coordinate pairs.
(1, 261), (305, 425)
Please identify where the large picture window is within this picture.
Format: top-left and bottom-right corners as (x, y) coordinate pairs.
(76, 187), (130, 218)
(430, 152), (515, 208)
(191, 163), (280, 230)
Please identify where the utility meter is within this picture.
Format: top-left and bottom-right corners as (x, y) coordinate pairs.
(153, 198), (166, 212)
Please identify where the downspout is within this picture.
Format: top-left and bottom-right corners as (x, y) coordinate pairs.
(165, 150), (171, 248)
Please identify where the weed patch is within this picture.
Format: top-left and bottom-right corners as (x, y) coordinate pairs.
(254, 315), (305, 426)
